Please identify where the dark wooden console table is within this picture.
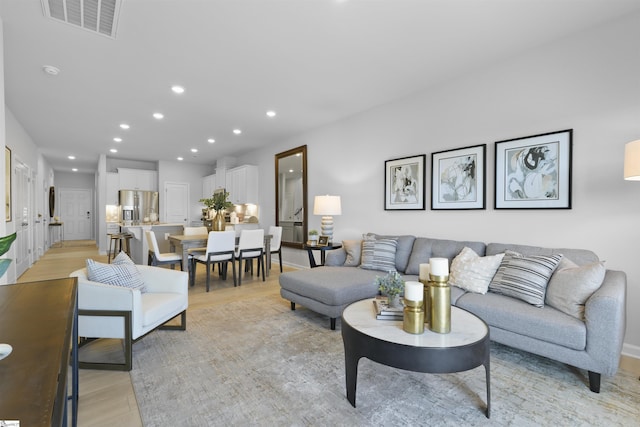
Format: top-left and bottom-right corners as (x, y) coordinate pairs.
(0, 277), (78, 426)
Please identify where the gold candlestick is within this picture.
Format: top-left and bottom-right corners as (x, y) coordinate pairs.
(403, 298), (424, 334)
(419, 278), (431, 325)
(429, 273), (450, 334)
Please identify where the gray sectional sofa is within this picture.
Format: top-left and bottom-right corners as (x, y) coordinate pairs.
(279, 234), (627, 393)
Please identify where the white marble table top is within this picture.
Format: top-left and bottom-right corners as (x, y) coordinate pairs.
(342, 298), (488, 348)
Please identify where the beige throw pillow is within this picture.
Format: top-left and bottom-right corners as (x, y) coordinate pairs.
(449, 247), (504, 294)
(545, 258), (605, 320)
(342, 239), (362, 267)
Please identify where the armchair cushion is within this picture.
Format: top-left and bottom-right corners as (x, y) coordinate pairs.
(86, 258), (147, 293)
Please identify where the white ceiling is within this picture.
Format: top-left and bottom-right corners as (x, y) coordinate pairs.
(2, 0), (640, 173)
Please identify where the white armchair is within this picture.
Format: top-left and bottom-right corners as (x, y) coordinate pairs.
(69, 265), (188, 371)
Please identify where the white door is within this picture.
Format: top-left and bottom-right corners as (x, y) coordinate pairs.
(164, 182), (189, 224)
(59, 189), (92, 240)
(14, 158), (32, 277)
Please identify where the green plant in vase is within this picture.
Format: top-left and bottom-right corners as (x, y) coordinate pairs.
(199, 191), (234, 231)
(375, 271), (405, 308)
(308, 229), (319, 245)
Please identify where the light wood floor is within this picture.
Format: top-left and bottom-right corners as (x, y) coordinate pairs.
(17, 240), (290, 427)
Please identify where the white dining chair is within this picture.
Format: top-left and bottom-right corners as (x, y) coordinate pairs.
(268, 225), (283, 272)
(146, 230), (183, 270)
(235, 229), (265, 286)
(190, 231), (236, 291)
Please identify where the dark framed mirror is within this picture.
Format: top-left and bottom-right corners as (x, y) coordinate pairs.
(275, 145), (307, 249)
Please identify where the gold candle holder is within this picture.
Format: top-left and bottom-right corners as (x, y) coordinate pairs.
(419, 278), (431, 325)
(429, 274), (451, 334)
(403, 298), (424, 334)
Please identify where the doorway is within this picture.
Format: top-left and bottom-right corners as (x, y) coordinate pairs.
(164, 182), (189, 224)
(59, 188), (93, 240)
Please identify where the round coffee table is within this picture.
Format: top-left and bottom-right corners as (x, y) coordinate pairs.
(341, 298), (490, 418)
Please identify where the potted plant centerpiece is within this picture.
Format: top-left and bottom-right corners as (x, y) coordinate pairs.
(375, 271), (405, 308)
(308, 229), (319, 246)
(199, 190), (234, 231)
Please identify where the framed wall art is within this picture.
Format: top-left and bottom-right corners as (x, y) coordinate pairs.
(384, 154), (426, 210)
(495, 129), (572, 209)
(5, 146), (10, 222)
(431, 144), (485, 210)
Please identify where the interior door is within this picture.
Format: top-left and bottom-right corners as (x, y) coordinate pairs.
(59, 189), (92, 240)
(14, 158), (31, 277)
(164, 182), (189, 224)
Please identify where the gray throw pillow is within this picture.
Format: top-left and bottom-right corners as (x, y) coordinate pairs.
(489, 250), (562, 307)
(86, 258), (147, 293)
(360, 238), (397, 272)
(545, 258), (605, 320)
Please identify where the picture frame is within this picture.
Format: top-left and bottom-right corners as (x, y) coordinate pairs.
(431, 144), (486, 210)
(495, 129), (572, 209)
(384, 154), (426, 210)
(5, 146), (11, 222)
(318, 236), (329, 246)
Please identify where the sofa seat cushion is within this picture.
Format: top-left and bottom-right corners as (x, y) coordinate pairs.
(141, 292), (186, 330)
(279, 267), (380, 305)
(455, 292), (586, 351)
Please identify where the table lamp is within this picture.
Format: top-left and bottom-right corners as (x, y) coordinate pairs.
(624, 140), (640, 180)
(313, 195), (341, 243)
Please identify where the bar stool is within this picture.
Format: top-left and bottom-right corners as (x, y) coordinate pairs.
(108, 233), (133, 263)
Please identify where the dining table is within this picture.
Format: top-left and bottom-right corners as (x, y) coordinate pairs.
(169, 233), (273, 276)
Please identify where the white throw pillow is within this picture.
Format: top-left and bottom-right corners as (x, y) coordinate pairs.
(449, 247), (504, 294)
(112, 251), (135, 266)
(86, 258), (147, 293)
(545, 258), (605, 320)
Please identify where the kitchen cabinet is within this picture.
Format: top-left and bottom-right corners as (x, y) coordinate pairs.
(202, 173), (216, 198)
(225, 165), (258, 204)
(118, 168), (158, 191)
(106, 172), (119, 205)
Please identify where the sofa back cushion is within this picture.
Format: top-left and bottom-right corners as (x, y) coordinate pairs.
(365, 233), (415, 273)
(486, 243), (598, 266)
(405, 237), (486, 275)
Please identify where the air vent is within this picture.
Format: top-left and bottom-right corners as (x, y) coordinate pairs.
(42, 0), (121, 39)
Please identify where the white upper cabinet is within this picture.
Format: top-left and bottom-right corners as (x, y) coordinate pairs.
(118, 168), (158, 191)
(106, 172), (119, 205)
(225, 165), (258, 204)
(202, 173), (216, 198)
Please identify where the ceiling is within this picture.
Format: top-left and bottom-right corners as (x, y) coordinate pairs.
(2, 0), (640, 173)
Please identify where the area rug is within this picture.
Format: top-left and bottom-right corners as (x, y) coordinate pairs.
(130, 294), (639, 426)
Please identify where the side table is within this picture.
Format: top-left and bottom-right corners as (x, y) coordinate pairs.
(49, 222), (64, 247)
(303, 243), (342, 268)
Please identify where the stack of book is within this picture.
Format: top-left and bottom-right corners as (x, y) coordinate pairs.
(372, 297), (404, 320)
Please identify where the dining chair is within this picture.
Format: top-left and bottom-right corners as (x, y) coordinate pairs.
(235, 229), (265, 286)
(190, 231), (236, 291)
(268, 225), (283, 272)
(146, 230), (183, 270)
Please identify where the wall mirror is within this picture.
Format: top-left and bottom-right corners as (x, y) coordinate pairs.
(275, 145), (307, 248)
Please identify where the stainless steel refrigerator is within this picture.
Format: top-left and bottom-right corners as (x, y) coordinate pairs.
(119, 190), (159, 224)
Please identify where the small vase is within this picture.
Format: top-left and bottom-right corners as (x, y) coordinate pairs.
(388, 294), (401, 308)
(212, 211), (226, 231)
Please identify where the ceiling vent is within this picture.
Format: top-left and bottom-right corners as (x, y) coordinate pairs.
(41, 0), (122, 39)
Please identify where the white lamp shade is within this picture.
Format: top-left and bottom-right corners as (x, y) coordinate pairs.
(624, 140), (640, 181)
(313, 195), (342, 215)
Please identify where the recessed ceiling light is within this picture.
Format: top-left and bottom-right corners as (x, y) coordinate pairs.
(110, 149), (118, 153)
(72, 168), (78, 172)
(120, 123), (130, 130)
(42, 65), (60, 76)
(153, 112), (164, 120)
(113, 137), (122, 142)
(171, 85), (185, 94)
(177, 157), (184, 161)
(266, 111), (276, 118)
(289, 169), (294, 173)
(233, 129), (242, 135)
(207, 138), (215, 143)
(68, 155), (75, 160)
(190, 148), (198, 153)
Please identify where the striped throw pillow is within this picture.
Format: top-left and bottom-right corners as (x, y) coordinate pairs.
(86, 258), (147, 293)
(360, 238), (397, 272)
(489, 251), (562, 307)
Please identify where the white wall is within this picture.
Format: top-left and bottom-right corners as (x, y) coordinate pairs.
(238, 13), (640, 354)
